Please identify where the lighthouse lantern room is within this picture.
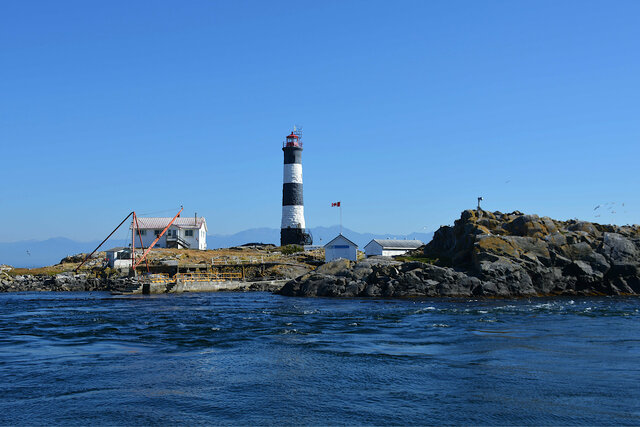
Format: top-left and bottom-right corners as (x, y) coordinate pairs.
(284, 132), (302, 148)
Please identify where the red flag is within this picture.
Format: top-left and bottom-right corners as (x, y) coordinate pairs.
(331, 202), (341, 207)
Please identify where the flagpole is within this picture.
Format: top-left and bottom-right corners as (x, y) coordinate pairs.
(332, 201), (343, 235)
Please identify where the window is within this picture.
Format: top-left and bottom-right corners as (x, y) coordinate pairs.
(185, 230), (194, 237)
(154, 229), (161, 236)
(139, 230), (146, 236)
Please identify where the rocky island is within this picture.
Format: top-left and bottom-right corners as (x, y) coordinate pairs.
(3, 210), (640, 298)
(279, 209), (640, 297)
(0, 245), (319, 293)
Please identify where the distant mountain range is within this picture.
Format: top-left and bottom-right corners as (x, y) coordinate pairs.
(209, 226), (433, 250)
(0, 226), (433, 268)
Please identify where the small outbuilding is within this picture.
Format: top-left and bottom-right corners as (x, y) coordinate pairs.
(105, 247), (132, 268)
(364, 239), (423, 258)
(324, 234), (358, 262)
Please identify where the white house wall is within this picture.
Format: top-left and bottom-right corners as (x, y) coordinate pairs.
(136, 232), (166, 249)
(113, 259), (133, 269)
(381, 249), (410, 257)
(325, 245), (357, 262)
(134, 225), (207, 250)
(182, 230), (200, 250)
(181, 225), (207, 250)
(325, 235), (358, 262)
(199, 228), (207, 250)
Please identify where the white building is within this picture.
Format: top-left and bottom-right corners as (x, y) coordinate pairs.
(105, 247), (132, 268)
(133, 216), (208, 250)
(324, 234), (358, 262)
(364, 239), (423, 258)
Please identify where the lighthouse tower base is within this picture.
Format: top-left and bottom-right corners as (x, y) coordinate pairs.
(281, 227), (312, 246)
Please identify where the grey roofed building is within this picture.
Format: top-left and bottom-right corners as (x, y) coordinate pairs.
(105, 247), (131, 268)
(134, 217), (207, 231)
(369, 239), (424, 249)
(364, 239), (424, 257)
(324, 234), (358, 248)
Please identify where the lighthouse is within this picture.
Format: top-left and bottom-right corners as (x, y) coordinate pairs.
(281, 128), (312, 246)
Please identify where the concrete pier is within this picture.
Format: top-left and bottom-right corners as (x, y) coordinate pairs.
(131, 279), (288, 295)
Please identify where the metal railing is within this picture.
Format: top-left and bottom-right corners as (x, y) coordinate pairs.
(174, 272), (242, 283)
(283, 141), (303, 148)
(211, 256), (280, 265)
(141, 274), (172, 284)
(166, 235), (190, 248)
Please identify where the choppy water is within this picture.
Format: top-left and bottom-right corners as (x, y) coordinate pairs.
(0, 292), (639, 426)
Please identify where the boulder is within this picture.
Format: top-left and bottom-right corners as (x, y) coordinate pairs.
(315, 258), (353, 276)
(503, 214), (549, 238)
(601, 233), (637, 264)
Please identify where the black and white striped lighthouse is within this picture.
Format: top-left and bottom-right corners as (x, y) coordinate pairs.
(281, 128), (312, 246)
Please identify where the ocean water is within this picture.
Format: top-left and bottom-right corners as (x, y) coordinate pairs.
(0, 292), (638, 426)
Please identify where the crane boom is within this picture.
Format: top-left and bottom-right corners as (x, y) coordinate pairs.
(133, 206), (183, 269)
(75, 211), (134, 272)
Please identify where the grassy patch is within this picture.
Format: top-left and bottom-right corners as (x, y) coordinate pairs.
(4, 246), (325, 277)
(394, 256), (437, 264)
(7, 265), (68, 276)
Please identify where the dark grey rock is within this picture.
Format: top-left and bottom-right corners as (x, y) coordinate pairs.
(601, 233), (637, 263)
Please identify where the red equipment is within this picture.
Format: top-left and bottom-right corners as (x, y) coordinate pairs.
(75, 206), (183, 274)
(132, 206), (183, 269)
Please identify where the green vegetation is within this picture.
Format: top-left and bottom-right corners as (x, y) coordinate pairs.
(394, 255), (437, 264)
(280, 244), (304, 255)
(7, 265), (68, 277)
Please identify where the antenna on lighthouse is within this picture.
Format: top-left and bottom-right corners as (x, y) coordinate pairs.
(293, 125), (303, 139)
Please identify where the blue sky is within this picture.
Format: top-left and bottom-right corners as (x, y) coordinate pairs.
(1, 0), (639, 242)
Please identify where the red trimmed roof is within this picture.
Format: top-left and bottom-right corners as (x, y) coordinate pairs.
(132, 217), (207, 232)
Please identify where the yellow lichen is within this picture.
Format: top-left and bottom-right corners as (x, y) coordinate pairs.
(474, 236), (521, 258)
